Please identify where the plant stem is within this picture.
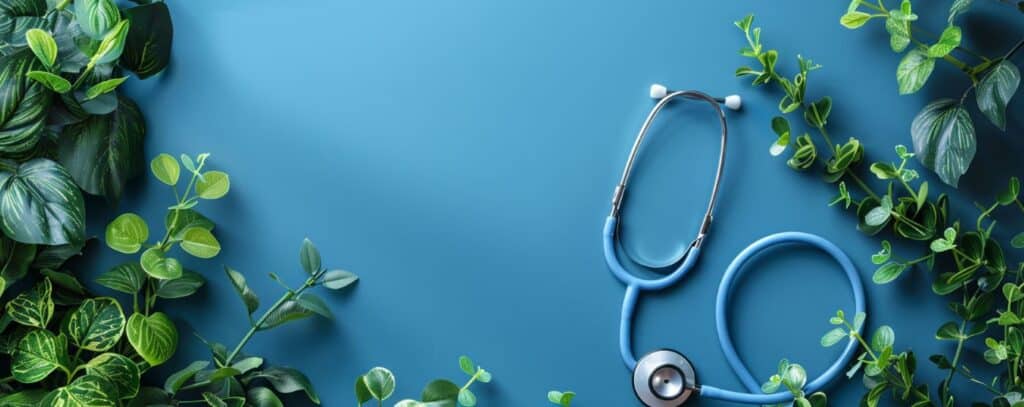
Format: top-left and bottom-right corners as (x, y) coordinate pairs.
(71, 64), (94, 90)
(223, 270), (322, 365)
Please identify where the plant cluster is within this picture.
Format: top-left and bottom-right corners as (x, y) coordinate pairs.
(760, 359), (829, 407)
(736, 8), (1024, 406)
(840, 0), (1023, 186)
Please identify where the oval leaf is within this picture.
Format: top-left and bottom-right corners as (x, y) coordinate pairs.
(121, 2), (173, 79)
(179, 227), (220, 259)
(154, 270), (205, 299)
(911, 99), (976, 187)
(96, 262), (145, 294)
(140, 248), (182, 280)
(126, 312), (178, 367)
(52, 374), (118, 406)
(84, 76), (127, 100)
(225, 266), (259, 315)
(62, 297), (125, 352)
(74, 0), (121, 40)
(897, 50), (935, 95)
(249, 366), (319, 404)
(25, 70), (69, 93)
(150, 153), (179, 186)
(85, 353), (140, 400)
(363, 367), (395, 400)
(6, 278), (53, 328)
(57, 95), (146, 203)
(12, 329), (66, 383)
(321, 269), (358, 290)
(976, 61), (1020, 130)
(24, 28), (56, 67)
(0, 49), (50, 155)
(195, 170), (229, 199)
(0, 158), (85, 245)
(105, 213), (149, 254)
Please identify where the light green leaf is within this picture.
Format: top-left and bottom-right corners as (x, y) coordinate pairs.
(871, 326), (895, 352)
(935, 321), (962, 340)
(105, 213), (149, 254)
(295, 293), (332, 319)
(24, 28), (56, 67)
(225, 267), (259, 315)
(885, 16), (910, 52)
(126, 312), (178, 366)
(299, 238), (320, 275)
(873, 262), (908, 284)
(154, 270), (205, 299)
(6, 278), (53, 328)
(0, 390), (49, 406)
(246, 387), (283, 407)
(96, 262), (145, 294)
(164, 360), (209, 394)
(57, 95), (146, 203)
(321, 269), (358, 290)
(821, 327), (847, 347)
(195, 170), (229, 199)
(85, 353), (140, 400)
(231, 356), (264, 374)
(871, 241), (891, 265)
(62, 297), (125, 352)
(458, 388), (476, 407)
(140, 248), (182, 280)
(853, 312), (866, 332)
(75, 0), (121, 40)
(179, 227), (221, 259)
(459, 355), (475, 375)
(84, 76), (128, 100)
(782, 364), (807, 391)
(896, 50), (935, 95)
(165, 208), (214, 240)
(0, 158), (85, 245)
(150, 153), (179, 186)
(249, 366), (320, 404)
(840, 11), (872, 28)
(121, 2), (173, 79)
(90, 19), (130, 66)
(51, 374), (118, 406)
(927, 25), (961, 58)
(910, 99), (976, 186)
(24, 70), (69, 94)
(949, 0), (972, 22)
(12, 329), (66, 383)
(976, 61), (1020, 130)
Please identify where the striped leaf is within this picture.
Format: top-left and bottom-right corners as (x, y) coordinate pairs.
(95, 262), (145, 294)
(0, 390), (49, 406)
(0, 0), (47, 46)
(57, 95), (145, 203)
(120, 2), (172, 79)
(84, 353), (140, 400)
(5, 278), (52, 328)
(911, 99), (977, 187)
(0, 158), (85, 245)
(12, 329), (67, 383)
(61, 297), (125, 352)
(50, 374), (118, 406)
(126, 312), (177, 366)
(74, 0), (120, 40)
(0, 49), (51, 156)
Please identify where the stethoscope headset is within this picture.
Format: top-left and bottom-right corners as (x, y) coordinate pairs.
(603, 84), (866, 406)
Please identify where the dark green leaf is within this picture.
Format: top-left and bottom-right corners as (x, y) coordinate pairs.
(295, 293), (332, 319)
(247, 387), (283, 407)
(976, 61), (1020, 130)
(164, 360), (209, 394)
(803, 97), (832, 128)
(257, 299), (312, 330)
(6, 278), (52, 328)
(154, 270), (205, 299)
(0, 236), (36, 282)
(120, 2), (172, 79)
(0, 0), (47, 47)
(911, 99), (976, 186)
(0, 158), (84, 245)
(96, 262), (145, 294)
(249, 366), (320, 404)
(57, 95), (145, 203)
(299, 238), (321, 275)
(74, 0), (120, 40)
(355, 374), (372, 404)
(1012, 232), (1024, 249)
(225, 267), (259, 315)
(422, 379), (460, 403)
(62, 297), (125, 351)
(935, 321), (961, 340)
(11, 328), (66, 383)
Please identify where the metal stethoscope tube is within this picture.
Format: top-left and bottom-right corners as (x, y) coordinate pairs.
(604, 85), (866, 406)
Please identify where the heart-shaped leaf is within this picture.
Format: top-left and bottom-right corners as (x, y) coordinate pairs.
(85, 353), (140, 400)
(126, 312), (178, 367)
(12, 329), (67, 383)
(96, 262), (145, 294)
(166, 208), (214, 240)
(150, 153), (179, 186)
(179, 227), (220, 259)
(363, 367), (395, 400)
(897, 50), (935, 95)
(120, 2), (173, 79)
(976, 61), (1020, 130)
(154, 270), (205, 299)
(6, 278), (53, 328)
(105, 213), (149, 254)
(62, 297), (125, 352)
(911, 99), (976, 187)
(57, 95), (146, 203)
(195, 170), (230, 200)
(0, 158), (85, 245)
(140, 248), (182, 280)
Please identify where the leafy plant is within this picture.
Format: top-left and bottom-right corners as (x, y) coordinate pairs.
(840, 0), (1023, 186)
(0, 0), (175, 294)
(138, 238), (360, 406)
(736, 13), (1024, 407)
(761, 359), (828, 407)
(547, 390), (576, 406)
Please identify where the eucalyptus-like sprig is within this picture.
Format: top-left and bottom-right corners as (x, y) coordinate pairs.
(760, 359), (828, 407)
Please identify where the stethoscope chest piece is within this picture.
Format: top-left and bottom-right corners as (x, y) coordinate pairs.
(633, 349), (697, 406)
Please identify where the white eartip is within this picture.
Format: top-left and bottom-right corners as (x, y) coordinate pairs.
(649, 84), (668, 100)
(724, 94), (742, 111)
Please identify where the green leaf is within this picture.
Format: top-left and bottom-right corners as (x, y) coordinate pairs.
(164, 360), (209, 394)
(869, 162), (899, 179)
(999, 177), (1021, 206)
(6, 278), (52, 328)
(548, 390), (575, 406)
(0, 158), (85, 245)
(935, 321), (962, 340)
(885, 16), (911, 52)
(873, 262), (908, 284)
(787, 134), (816, 170)
(976, 61), (1020, 130)
(57, 95), (145, 203)
(872, 241), (892, 265)
(459, 355), (475, 375)
(150, 153), (179, 186)
(422, 379), (460, 402)
(90, 19), (130, 65)
(249, 366), (320, 404)
(225, 267), (259, 315)
(165, 208), (214, 240)
(321, 269), (358, 290)
(897, 50), (935, 95)
(840, 11), (872, 28)
(949, 0), (972, 22)
(246, 387), (283, 407)
(0, 237), (36, 282)
(105, 213), (149, 254)
(74, 0), (121, 40)
(853, 312), (866, 332)
(363, 366), (395, 401)
(140, 248), (182, 280)
(231, 356), (263, 374)
(864, 195), (892, 226)
(355, 374), (372, 404)
(910, 99), (976, 187)
(202, 392), (227, 407)
(120, 2), (172, 79)
(179, 227), (221, 259)
(12, 329), (66, 383)
(257, 299), (313, 330)
(96, 262), (145, 294)
(127, 387), (171, 407)
(1013, 232), (1024, 249)
(821, 327), (847, 347)
(927, 25), (962, 58)
(457, 389), (476, 407)
(84, 76), (127, 100)
(803, 97), (832, 128)
(299, 238), (321, 275)
(62, 297), (125, 352)
(154, 270), (205, 299)
(126, 312), (178, 366)
(51, 374), (118, 406)
(24, 28), (56, 67)
(0, 390), (48, 406)
(195, 170), (230, 199)
(782, 364), (807, 392)
(85, 353), (140, 400)
(295, 293), (332, 319)
(871, 326), (895, 352)
(0, 49), (50, 156)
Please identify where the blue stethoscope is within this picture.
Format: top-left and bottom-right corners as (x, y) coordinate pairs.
(604, 84), (866, 406)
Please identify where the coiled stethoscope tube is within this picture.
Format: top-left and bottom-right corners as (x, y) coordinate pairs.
(604, 84), (865, 406)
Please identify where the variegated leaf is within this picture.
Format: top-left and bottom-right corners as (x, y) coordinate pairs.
(0, 48), (50, 156)
(5, 277), (52, 328)
(95, 262), (145, 294)
(126, 312), (177, 366)
(74, 0), (120, 40)
(84, 353), (140, 400)
(57, 95), (145, 203)
(0, 0), (47, 46)
(0, 158), (86, 245)
(12, 329), (67, 383)
(50, 374), (118, 406)
(62, 297), (125, 352)
(121, 2), (172, 79)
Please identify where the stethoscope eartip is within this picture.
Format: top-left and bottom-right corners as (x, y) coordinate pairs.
(724, 94), (742, 111)
(649, 83), (668, 100)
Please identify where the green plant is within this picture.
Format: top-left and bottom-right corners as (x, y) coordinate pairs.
(547, 389), (576, 406)
(0, 0), (174, 292)
(839, 0), (1023, 186)
(131, 238), (360, 406)
(359, 355), (493, 407)
(761, 359), (828, 407)
(736, 13), (1024, 407)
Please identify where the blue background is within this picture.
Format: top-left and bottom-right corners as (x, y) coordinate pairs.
(79, 1), (1024, 405)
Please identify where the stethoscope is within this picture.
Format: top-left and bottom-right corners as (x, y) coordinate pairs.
(604, 84), (866, 406)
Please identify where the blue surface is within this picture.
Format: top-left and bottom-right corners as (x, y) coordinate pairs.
(75, 1), (1024, 405)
